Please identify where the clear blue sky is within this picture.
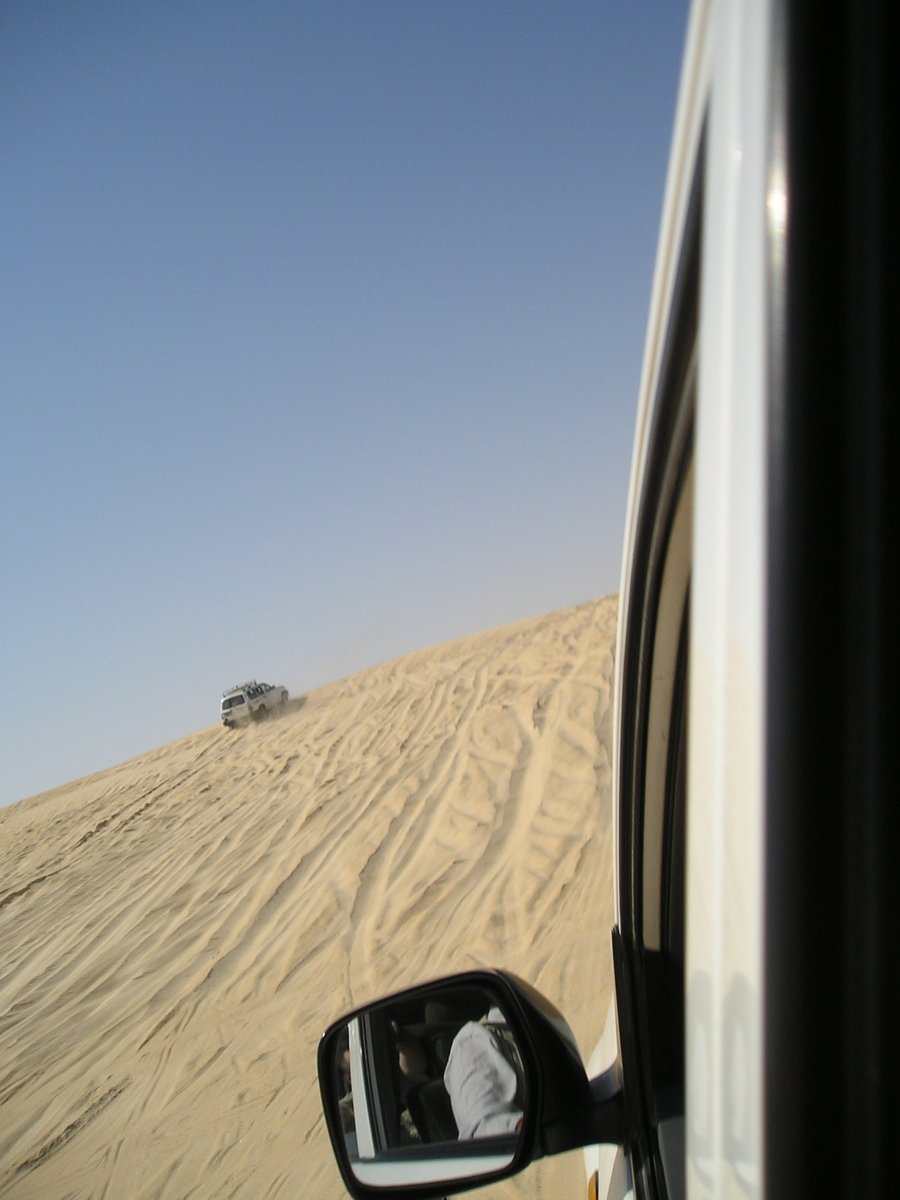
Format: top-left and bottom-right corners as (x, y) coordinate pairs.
(1, 2), (689, 808)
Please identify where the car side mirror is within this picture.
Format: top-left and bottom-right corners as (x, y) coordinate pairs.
(317, 969), (624, 1200)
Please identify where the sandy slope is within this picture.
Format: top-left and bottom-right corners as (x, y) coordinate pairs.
(0, 597), (617, 1200)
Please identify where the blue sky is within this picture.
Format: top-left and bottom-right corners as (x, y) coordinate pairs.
(1, 2), (689, 807)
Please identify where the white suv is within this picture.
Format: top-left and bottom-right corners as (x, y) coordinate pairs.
(220, 681), (288, 727)
(315, 1), (894, 1197)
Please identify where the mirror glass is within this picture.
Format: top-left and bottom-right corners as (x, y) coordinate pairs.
(324, 981), (527, 1188)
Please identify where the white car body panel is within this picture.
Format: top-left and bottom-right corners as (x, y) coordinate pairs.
(584, 1002), (634, 1199)
(604, 0), (771, 1195)
(688, 2), (772, 1194)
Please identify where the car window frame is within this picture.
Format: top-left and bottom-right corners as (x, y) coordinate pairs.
(612, 132), (701, 1200)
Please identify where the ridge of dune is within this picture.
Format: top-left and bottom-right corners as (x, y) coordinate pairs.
(0, 597), (618, 1199)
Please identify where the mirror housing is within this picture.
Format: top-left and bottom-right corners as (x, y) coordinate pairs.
(317, 969), (623, 1199)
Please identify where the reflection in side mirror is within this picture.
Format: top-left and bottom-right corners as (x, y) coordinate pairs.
(318, 969), (624, 1199)
(324, 979), (524, 1190)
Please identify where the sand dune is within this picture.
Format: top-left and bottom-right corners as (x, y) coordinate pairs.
(0, 597), (617, 1199)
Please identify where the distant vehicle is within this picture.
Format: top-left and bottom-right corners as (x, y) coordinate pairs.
(220, 681), (288, 727)
(315, 0), (894, 1197)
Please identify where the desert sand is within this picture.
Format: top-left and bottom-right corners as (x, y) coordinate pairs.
(0, 596), (618, 1200)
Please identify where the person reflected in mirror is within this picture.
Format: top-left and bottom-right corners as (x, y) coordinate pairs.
(396, 1038), (430, 1143)
(397, 1038), (429, 1090)
(336, 1034), (355, 1133)
(443, 1006), (524, 1139)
